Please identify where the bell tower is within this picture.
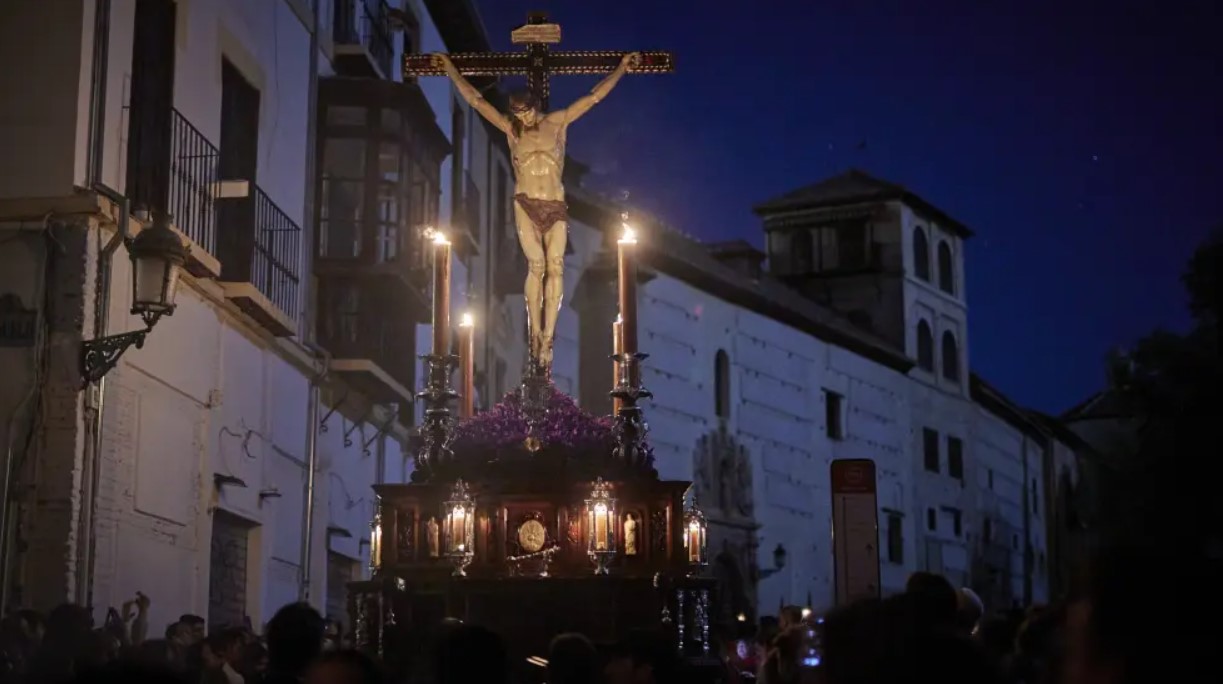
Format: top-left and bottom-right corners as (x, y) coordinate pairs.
(754, 169), (972, 391)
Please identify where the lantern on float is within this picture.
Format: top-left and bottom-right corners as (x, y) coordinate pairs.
(369, 510), (383, 573)
(586, 478), (617, 575)
(683, 502), (708, 569)
(443, 479), (475, 576)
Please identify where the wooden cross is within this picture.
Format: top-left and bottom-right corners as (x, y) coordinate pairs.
(403, 12), (674, 111)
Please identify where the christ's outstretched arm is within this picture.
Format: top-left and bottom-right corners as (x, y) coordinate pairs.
(559, 52), (640, 124)
(434, 54), (513, 135)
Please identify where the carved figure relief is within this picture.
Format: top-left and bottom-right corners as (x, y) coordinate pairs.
(518, 519), (548, 553)
(624, 513), (638, 555)
(426, 517), (440, 558)
(397, 508), (416, 562)
(693, 424), (754, 520)
(650, 509), (668, 555)
(509, 511), (551, 556)
(566, 507), (583, 547)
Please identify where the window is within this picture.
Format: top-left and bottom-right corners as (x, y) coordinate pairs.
(886, 513), (904, 564)
(1031, 479), (1039, 516)
(125, 0), (177, 217)
(988, 469), (994, 490)
(1012, 534), (1019, 550)
(947, 437), (964, 481)
(941, 332), (960, 382)
(220, 60), (260, 183)
(937, 241), (955, 294)
(982, 517), (993, 544)
(824, 390), (844, 440)
(923, 428), (939, 472)
(834, 223), (867, 269)
(449, 100), (466, 220)
(926, 508), (936, 531)
(916, 320), (934, 371)
(790, 229), (812, 273)
(950, 509), (963, 537)
(320, 137), (366, 258)
(913, 227), (930, 280)
(338, 285), (360, 344)
(714, 350), (730, 420)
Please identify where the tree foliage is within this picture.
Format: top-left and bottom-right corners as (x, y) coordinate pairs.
(1102, 232), (1223, 554)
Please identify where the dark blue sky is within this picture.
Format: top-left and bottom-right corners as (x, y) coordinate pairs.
(476, 0), (1222, 413)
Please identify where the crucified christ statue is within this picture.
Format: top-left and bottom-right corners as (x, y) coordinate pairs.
(433, 51), (640, 375)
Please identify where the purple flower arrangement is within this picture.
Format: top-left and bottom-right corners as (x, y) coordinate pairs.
(453, 384), (615, 455)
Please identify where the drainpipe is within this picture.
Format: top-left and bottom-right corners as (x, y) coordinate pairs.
(79, 184), (130, 609)
(299, 349), (328, 603)
(297, 0), (323, 604)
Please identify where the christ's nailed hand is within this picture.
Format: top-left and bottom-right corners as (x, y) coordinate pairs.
(622, 52), (642, 69)
(432, 53), (452, 70)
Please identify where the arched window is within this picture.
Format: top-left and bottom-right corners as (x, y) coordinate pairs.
(916, 320), (934, 371)
(791, 229), (813, 273)
(937, 241), (955, 294)
(941, 331), (960, 381)
(714, 350), (731, 419)
(912, 227), (930, 281)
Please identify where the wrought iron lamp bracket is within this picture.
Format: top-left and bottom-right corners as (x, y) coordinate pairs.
(80, 309), (167, 387)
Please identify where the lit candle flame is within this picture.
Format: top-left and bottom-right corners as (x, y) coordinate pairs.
(460, 312), (474, 327)
(619, 224), (637, 243)
(432, 230), (450, 245)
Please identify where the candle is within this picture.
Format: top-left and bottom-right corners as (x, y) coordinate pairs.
(450, 506), (466, 553)
(594, 504), (609, 551)
(612, 316), (624, 413)
(458, 313), (475, 418)
(688, 523), (701, 563)
(431, 231), (451, 357)
(617, 224), (638, 360)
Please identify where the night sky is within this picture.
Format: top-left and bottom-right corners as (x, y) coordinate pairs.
(475, 0), (1222, 413)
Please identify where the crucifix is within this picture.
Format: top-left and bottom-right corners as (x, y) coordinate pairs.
(404, 13), (673, 378)
(403, 12), (674, 111)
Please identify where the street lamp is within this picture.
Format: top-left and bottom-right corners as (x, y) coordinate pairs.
(758, 543), (788, 580)
(81, 213), (189, 385)
(443, 479), (475, 577)
(586, 478), (617, 575)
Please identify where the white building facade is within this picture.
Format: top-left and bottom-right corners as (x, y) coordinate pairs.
(0, 0), (1080, 629)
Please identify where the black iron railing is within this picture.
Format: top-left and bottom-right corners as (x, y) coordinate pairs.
(125, 106), (220, 254)
(333, 0), (393, 77)
(217, 185), (302, 320)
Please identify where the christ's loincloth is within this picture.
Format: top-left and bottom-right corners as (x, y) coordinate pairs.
(514, 194), (568, 237)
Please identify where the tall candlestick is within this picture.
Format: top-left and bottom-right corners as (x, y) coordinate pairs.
(458, 313), (475, 418)
(617, 224), (639, 362)
(431, 231), (451, 356)
(612, 316), (624, 413)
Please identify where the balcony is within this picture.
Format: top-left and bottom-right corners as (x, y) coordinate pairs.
(333, 0), (393, 79)
(124, 106), (225, 278)
(216, 185), (302, 337)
